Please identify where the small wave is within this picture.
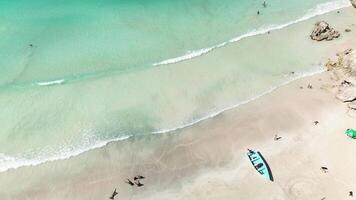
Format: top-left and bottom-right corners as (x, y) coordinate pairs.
(0, 135), (131, 172)
(0, 66), (325, 173)
(37, 79), (65, 86)
(153, 0), (350, 66)
(153, 47), (216, 66)
(0, 0), (349, 173)
(154, 67), (325, 134)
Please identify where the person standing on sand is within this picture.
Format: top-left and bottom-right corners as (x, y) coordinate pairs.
(109, 188), (118, 200)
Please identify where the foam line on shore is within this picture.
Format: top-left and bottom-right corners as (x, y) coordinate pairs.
(153, 0), (350, 66)
(0, 0), (350, 173)
(0, 66), (325, 173)
(36, 79), (65, 86)
(153, 68), (325, 134)
(0, 135), (132, 172)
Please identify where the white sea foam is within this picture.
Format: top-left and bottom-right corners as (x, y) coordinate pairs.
(0, 66), (325, 173)
(0, 0), (349, 173)
(153, 47), (216, 66)
(154, 67), (325, 134)
(0, 135), (132, 172)
(37, 79), (65, 86)
(153, 0), (351, 66)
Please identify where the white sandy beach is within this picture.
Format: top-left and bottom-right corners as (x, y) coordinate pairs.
(1, 6), (356, 200)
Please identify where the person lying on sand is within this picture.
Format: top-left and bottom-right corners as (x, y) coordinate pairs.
(274, 134), (282, 141)
(314, 121), (319, 125)
(341, 80), (352, 86)
(134, 175), (145, 181)
(320, 166), (328, 173)
(135, 180), (144, 187)
(109, 188), (118, 200)
(126, 179), (135, 186)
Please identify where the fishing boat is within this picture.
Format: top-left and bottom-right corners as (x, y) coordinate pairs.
(247, 149), (274, 182)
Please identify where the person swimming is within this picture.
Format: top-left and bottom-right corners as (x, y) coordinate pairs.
(263, 1), (267, 8)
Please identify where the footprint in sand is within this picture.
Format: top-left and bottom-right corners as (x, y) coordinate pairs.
(284, 177), (319, 200)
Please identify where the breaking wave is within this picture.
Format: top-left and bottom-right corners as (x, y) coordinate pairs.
(153, 0), (350, 66)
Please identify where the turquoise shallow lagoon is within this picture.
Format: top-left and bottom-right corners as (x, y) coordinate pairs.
(0, 0), (351, 171)
(0, 0), (346, 86)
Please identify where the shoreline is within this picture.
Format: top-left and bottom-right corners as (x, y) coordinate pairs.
(0, 67), (326, 173)
(153, 0), (350, 66)
(2, 68), (355, 200)
(1, 4), (356, 174)
(1, 5), (356, 200)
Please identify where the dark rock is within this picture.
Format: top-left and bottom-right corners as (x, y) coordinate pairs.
(351, 0), (356, 8)
(310, 21), (340, 41)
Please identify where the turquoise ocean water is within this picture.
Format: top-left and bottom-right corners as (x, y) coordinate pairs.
(0, 0), (350, 171)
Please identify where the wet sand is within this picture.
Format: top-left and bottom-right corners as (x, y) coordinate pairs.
(3, 69), (356, 200)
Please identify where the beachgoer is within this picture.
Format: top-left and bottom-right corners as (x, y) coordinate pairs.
(314, 121), (319, 125)
(341, 80), (351, 86)
(126, 179), (135, 186)
(263, 1), (267, 8)
(320, 166), (328, 173)
(307, 84), (313, 89)
(274, 134), (281, 141)
(349, 191), (353, 197)
(109, 188), (118, 200)
(135, 180), (144, 187)
(257, 11), (260, 15)
(134, 175), (145, 180)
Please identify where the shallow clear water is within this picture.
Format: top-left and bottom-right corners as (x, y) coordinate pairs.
(0, 0), (351, 171)
(0, 0), (337, 86)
